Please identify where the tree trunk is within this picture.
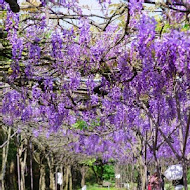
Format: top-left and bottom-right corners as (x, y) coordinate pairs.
(33, 151), (46, 190)
(115, 164), (121, 188)
(69, 166), (72, 190)
(29, 139), (33, 190)
(19, 138), (27, 190)
(47, 155), (55, 190)
(63, 167), (67, 190)
(20, 162), (26, 190)
(138, 144), (147, 190)
(39, 164), (46, 190)
(17, 136), (21, 190)
(175, 88), (188, 190)
(64, 165), (72, 190)
(9, 161), (17, 190)
(139, 157), (146, 190)
(81, 172), (85, 187)
(182, 161), (188, 190)
(64, 166), (69, 190)
(0, 127), (11, 190)
(50, 167), (55, 190)
(150, 117), (162, 190)
(55, 167), (58, 190)
(178, 123), (188, 190)
(60, 166), (64, 190)
(80, 165), (87, 187)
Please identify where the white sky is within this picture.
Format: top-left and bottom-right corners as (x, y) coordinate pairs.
(18, 0), (123, 11)
(18, 0), (122, 5)
(18, 0), (125, 24)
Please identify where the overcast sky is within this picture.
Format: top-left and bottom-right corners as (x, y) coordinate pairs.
(18, 0), (124, 24)
(18, 0), (123, 12)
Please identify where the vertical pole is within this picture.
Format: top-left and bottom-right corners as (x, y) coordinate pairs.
(29, 138), (33, 190)
(145, 131), (148, 190)
(17, 134), (21, 190)
(55, 167), (57, 190)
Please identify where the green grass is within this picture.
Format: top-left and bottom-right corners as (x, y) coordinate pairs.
(165, 184), (190, 190)
(81, 186), (126, 190)
(78, 183), (135, 190)
(79, 184), (190, 190)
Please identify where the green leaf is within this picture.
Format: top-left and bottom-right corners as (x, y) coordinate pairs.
(72, 119), (88, 130)
(80, 158), (96, 166)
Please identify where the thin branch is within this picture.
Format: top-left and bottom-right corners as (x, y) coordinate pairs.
(0, 129), (18, 148)
(182, 112), (190, 158)
(140, 102), (181, 160)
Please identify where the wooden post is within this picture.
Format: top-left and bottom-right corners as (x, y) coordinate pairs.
(0, 127), (11, 190)
(29, 139), (33, 190)
(17, 134), (21, 190)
